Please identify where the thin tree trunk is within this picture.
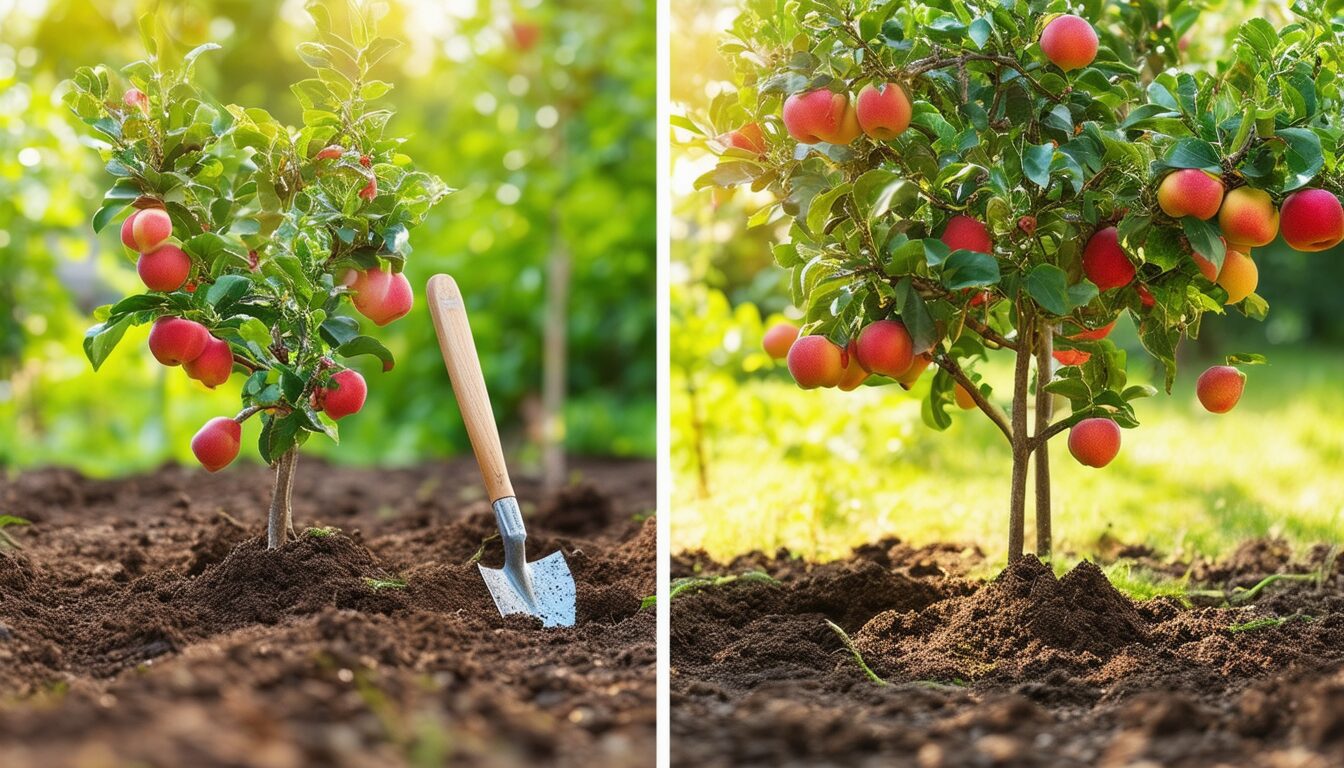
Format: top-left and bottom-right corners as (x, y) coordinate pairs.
(542, 214), (571, 493)
(1035, 324), (1054, 561)
(267, 448), (297, 549)
(1007, 310), (1034, 562)
(685, 372), (710, 498)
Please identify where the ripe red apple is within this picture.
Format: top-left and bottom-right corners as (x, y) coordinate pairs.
(313, 369), (368, 420)
(191, 417), (242, 473)
(1217, 247), (1258, 304)
(147, 317), (209, 366)
(855, 319), (914, 378)
(350, 267), (415, 326)
(1068, 418), (1121, 468)
(1157, 169), (1224, 220)
(836, 342), (869, 392)
(137, 244), (191, 292)
(855, 83), (912, 140)
(184, 336), (234, 388)
(1279, 189), (1344, 252)
(940, 215), (993, 254)
(315, 144), (344, 160)
(722, 123), (767, 156)
(1040, 14), (1098, 71)
(787, 335), (844, 389)
(123, 87), (149, 114)
(120, 208), (173, 252)
(1218, 187), (1279, 247)
(897, 353), (933, 389)
(1196, 365), (1246, 413)
(762, 322), (799, 359)
(782, 90), (858, 145)
(1082, 227), (1135, 291)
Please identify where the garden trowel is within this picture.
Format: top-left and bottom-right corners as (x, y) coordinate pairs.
(427, 274), (576, 628)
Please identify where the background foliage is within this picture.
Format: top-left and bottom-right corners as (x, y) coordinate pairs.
(672, 0), (1344, 563)
(0, 0), (655, 475)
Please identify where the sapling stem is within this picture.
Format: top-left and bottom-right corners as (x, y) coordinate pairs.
(1034, 324), (1054, 560)
(267, 448), (297, 549)
(1007, 308), (1034, 562)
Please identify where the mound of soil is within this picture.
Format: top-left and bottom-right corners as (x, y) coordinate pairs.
(672, 537), (1344, 767)
(0, 458), (655, 768)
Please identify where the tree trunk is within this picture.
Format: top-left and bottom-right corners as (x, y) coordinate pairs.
(541, 215), (570, 493)
(685, 373), (711, 498)
(267, 448), (297, 549)
(1007, 310), (1034, 562)
(1034, 324), (1054, 561)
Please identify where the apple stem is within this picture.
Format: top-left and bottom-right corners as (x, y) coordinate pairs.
(266, 448), (298, 549)
(1034, 324), (1055, 561)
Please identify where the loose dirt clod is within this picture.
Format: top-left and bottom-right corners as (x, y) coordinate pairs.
(672, 540), (1344, 767)
(0, 458), (654, 768)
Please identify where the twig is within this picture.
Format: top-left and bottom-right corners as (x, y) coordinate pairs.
(935, 355), (1013, 443)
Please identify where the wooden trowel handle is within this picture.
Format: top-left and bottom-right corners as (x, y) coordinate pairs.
(426, 274), (515, 502)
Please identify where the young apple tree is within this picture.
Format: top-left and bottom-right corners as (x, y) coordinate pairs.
(66, 1), (450, 548)
(689, 0), (1343, 561)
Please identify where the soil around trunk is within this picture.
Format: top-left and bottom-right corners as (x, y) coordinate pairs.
(671, 539), (1344, 767)
(0, 458), (655, 768)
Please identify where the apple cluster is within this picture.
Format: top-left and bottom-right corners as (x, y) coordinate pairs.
(114, 166), (399, 473)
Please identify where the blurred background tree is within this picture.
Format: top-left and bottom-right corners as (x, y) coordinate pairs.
(671, 0), (1344, 564)
(0, 0), (655, 475)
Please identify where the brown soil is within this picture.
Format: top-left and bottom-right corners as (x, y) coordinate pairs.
(0, 458), (655, 768)
(671, 539), (1344, 767)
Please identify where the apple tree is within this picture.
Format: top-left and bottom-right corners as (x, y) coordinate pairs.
(686, 0), (1343, 561)
(64, 0), (450, 548)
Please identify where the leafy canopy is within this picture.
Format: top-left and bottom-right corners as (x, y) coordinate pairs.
(64, 0), (450, 463)
(687, 0), (1340, 433)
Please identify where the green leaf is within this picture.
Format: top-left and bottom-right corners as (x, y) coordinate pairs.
(83, 317), (134, 371)
(1138, 320), (1180, 392)
(319, 316), (361, 347)
(93, 202), (131, 234)
(853, 169), (911, 222)
(336, 335), (395, 372)
(1023, 143), (1054, 188)
(1236, 18), (1278, 59)
(893, 278), (937, 353)
(238, 317), (271, 349)
(1225, 352), (1267, 365)
(1161, 138), (1221, 171)
(258, 412), (305, 464)
(940, 251), (1000, 290)
(1182, 218), (1225, 270)
(923, 238), (951, 268)
(1121, 384), (1158, 400)
(806, 183), (851, 237)
(968, 17), (992, 50)
(206, 274), (252, 311)
(1024, 264), (1070, 315)
(1276, 128), (1324, 191)
(108, 294), (167, 317)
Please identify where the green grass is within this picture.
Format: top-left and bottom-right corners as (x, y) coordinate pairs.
(673, 342), (1344, 569)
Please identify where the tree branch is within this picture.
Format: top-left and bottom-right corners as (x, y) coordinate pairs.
(906, 53), (1064, 103)
(1033, 417), (1073, 449)
(909, 276), (1019, 351)
(935, 354), (1013, 443)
